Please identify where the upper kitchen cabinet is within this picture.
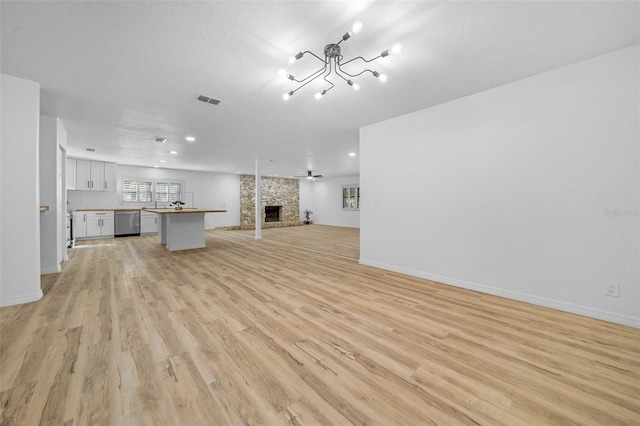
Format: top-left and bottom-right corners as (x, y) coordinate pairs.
(71, 159), (117, 191)
(76, 159), (103, 190)
(104, 162), (117, 192)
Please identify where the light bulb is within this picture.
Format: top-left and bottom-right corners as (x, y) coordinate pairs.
(314, 92), (322, 100)
(352, 82), (360, 91)
(278, 68), (287, 78)
(381, 44), (403, 58)
(282, 92), (290, 101)
(351, 20), (363, 34)
(288, 52), (303, 64)
(372, 71), (387, 83)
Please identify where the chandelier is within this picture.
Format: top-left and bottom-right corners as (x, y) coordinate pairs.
(279, 20), (401, 100)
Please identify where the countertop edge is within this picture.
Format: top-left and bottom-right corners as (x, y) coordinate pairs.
(143, 208), (227, 214)
(70, 208), (227, 214)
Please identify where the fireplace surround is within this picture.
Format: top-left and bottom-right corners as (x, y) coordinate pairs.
(265, 206), (281, 222)
(239, 175), (300, 226)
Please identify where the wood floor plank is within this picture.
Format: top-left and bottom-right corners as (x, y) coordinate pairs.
(1, 225), (638, 425)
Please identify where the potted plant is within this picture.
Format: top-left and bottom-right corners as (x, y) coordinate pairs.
(172, 200), (185, 210)
(303, 209), (313, 224)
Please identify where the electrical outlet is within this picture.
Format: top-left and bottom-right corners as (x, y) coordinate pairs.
(604, 281), (619, 297)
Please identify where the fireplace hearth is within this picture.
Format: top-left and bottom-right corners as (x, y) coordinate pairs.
(265, 206), (281, 222)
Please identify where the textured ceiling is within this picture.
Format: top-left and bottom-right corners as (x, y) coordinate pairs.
(2, 1), (638, 178)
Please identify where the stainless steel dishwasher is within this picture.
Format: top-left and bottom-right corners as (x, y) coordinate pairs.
(115, 210), (140, 237)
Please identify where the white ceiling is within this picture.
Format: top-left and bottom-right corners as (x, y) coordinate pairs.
(2, 1), (638, 178)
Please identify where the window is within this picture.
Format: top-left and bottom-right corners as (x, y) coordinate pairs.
(139, 181), (153, 202)
(155, 181), (182, 203)
(342, 185), (360, 210)
(123, 178), (153, 203)
(122, 178), (183, 204)
(123, 179), (138, 202)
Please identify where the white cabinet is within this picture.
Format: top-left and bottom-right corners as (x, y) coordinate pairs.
(76, 159), (97, 190)
(66, 158), (76, 190)
(104, 162), (117, 192)
(140, 211), (158, 234)
(73, 211), (87, 238)
(102, 215), (115, 237)
(73, 160), (116, 191)
(73, 159), (89, 190)
(85, 211), (114, 238)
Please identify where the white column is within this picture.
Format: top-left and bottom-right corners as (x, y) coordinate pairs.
(255, 159), (261, 240)
(1, 74), (43, 307)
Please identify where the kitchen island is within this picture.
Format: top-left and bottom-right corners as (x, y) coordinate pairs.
(143, 208), (226, 251)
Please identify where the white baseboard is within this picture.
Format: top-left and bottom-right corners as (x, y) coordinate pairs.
(41, 265), (61, 275)
(0, 289), (43, 308)
(359, 258), (640, 329)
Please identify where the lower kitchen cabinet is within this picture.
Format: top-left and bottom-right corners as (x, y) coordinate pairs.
(73, 211), (87, 238)
(140, 211), (158, 234)
(84, 211), (114, 239)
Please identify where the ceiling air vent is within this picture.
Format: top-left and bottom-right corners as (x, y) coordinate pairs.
(153, 137), (167, 143)
(197, 94), (221, 105)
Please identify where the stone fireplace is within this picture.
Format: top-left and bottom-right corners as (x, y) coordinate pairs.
(239, 175), (301, 228)
(265, 206), (281, 222)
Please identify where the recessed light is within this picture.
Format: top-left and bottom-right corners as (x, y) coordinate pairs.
(185, 136), (195, 142)
(169, 151), (178, 154)
(153, 165), (159, 168)
(160, 160), (166, 163)
(349, 152), (356, 157)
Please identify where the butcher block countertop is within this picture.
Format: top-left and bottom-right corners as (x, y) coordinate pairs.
(143, 208), (227, 214)
(72, 208), (227, 213)
(74, 208), (144, 212)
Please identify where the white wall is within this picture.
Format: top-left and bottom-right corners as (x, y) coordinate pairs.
(1, 74), (43, 307)
(309, 177), (360, 228)
(360, 46), (639, 327)
(299, 179), (313, 221)
(39, 115), (60, 274)
(68, 165), (241, 229)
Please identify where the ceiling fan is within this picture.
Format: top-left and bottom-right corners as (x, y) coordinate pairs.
(295, 170), (323, 180)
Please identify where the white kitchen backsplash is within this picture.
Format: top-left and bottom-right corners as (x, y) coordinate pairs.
(67, 190), (121, 210)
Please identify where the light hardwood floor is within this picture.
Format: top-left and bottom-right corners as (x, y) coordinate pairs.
(1, 225), (638, 425)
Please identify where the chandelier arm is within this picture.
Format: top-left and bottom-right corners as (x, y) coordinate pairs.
(336, 64), (373, 78)
(291, 63), (329, 83)
(332, 66), (352, 84)
(303, 50), (325, 63)
(321, 60), (335, 92)
(322, 74), (335, 93)
(291, 63), (329, 95)
(339, 55), (383, 67)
